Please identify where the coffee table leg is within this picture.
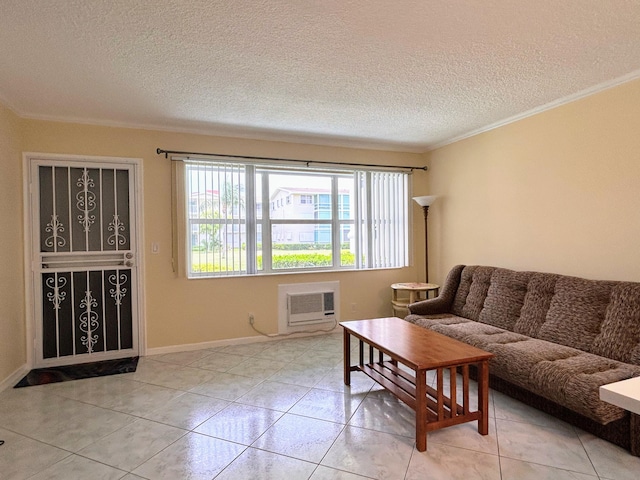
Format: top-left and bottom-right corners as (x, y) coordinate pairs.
(477, 360), (489, 435)
(416, 369), (427, 451)
(343, 329), (351, 386)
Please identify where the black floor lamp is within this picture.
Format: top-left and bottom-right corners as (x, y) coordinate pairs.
(412, 195), (437, 283)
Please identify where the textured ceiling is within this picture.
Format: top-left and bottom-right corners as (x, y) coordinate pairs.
(2, 1), (640, 152)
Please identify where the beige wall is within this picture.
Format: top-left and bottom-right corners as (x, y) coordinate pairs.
(427, 78), (640, 283)
(0, 103), (26, 382)
(18, 120), (426, 352)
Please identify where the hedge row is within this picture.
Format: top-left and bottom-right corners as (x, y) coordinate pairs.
(270, 243), (351, 251)
(192, 251), (355, 272)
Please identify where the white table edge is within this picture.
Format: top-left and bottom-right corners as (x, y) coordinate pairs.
(599, 376), (640, 415)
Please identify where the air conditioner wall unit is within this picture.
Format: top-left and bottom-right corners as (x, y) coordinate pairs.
(278, 281), (340, 334)
(287, 291), (335, 326)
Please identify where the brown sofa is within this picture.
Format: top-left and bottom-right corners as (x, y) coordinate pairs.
(406, 265), (640, 455)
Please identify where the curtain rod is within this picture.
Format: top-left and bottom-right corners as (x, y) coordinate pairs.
(156, 148), (427, 171)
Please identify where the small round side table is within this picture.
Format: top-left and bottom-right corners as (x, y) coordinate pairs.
(391, 282), (440, 317)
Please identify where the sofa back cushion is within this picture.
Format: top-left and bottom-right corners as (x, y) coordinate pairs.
(479, 269), (532, 330)
(513, 272), (559, 337)
(451, 266), (495, 321)
(536, 277), (615, 352)
(516, 275), (640, 366)
(591, 283), (640, 365)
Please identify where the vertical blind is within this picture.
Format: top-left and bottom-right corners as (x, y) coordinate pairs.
(359, 171), (409, 270)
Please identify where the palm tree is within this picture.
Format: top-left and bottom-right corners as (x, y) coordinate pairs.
(198, 207), (220, 251)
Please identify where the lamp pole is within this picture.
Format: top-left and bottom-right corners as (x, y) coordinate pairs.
(421, 204), (430, 283)
(412, 195), (437, 284)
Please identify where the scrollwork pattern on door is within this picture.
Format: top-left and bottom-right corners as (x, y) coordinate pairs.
(76, 169), (96, 233)
(45, 275), (67, 310)
(44, 215), (66, 248)
(108, 272), (128, 306)
(107, 214), (126, 247)
(79, 289), (99, 353)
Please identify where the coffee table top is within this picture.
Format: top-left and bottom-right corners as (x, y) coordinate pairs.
(340, 317), (493, 370)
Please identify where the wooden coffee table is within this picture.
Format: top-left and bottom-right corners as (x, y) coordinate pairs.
(341, 317), (494, 452)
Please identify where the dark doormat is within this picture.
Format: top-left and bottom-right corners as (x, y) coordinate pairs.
(14, 356), (139, 388)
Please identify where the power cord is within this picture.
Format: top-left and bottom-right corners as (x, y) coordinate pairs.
(0, 440), (4, 446)
(250, 317), (338, 338)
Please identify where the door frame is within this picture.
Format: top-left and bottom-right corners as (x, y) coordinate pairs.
(23, 152), (146, 369)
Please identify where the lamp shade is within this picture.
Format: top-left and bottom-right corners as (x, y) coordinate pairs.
(412, 195), (437, 207)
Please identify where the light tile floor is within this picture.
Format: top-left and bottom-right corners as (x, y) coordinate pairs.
(1, 331), (640, 479)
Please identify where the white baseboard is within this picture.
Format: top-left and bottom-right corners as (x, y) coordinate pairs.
(146, 329), (341, 356)
(0, 364), (29, 392)
(146, 334), (279, 356)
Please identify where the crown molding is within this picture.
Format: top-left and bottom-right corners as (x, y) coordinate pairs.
(428, 69), (640, 151)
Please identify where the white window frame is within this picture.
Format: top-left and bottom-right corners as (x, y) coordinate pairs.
(174, 159), (410, 278)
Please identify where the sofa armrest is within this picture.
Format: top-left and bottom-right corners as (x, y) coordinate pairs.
(408, 296), (453, 315)
(408, 264), (464, 316)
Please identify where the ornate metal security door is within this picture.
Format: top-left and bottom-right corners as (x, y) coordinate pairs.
(29, 157), (140, 367)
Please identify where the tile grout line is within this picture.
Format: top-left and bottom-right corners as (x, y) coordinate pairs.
(573, 424), (602, 479)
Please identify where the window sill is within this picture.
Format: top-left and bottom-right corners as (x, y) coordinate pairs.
(186, 265), (410, 280)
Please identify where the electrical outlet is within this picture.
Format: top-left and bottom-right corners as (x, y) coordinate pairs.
(350, 303), (357, 313)
(248, 313), (255, 325)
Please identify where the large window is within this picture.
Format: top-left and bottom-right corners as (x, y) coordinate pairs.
(183, 161), (409, 277)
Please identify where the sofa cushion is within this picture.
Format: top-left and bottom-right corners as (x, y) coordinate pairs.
(529, 353), (640, 423)
(405, 313), (466, 326)
(513, 272), (559, 337)
(404, 314), (472, 342)
(464, 333), (638, 424)
(473, 336), (577, 387)
(405, 313), (502, 343)
(406, 314), (527, 380)
(479, 268), (532, 330)
(430, 319), (505, 343)
(536, 276), (616, 352)
(451, 266), (495, 321)
(591, 282), (640, 366)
